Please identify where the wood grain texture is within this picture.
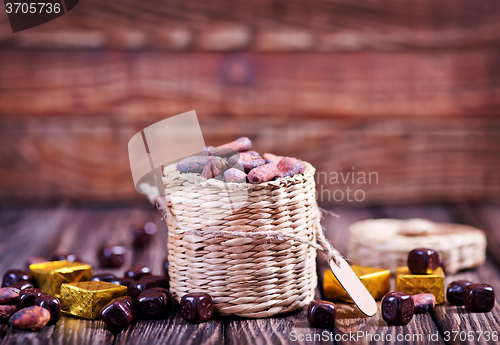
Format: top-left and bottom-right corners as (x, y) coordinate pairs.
(224, 309), (326, 345)
(1, 116), (500, 205)
(0, 208), (70, 273)
(115, 304), (223, 345)
(431, 261), (500, 345)
(334, 302), (445, 345)
(0, 205), (499, 344)
(455, 203), (500, 266)
(0, 323), (8, 344)
(321, 206), (446, 345)
(1, 50), (500, 118)
(1, 317), (114, 345)
(0, 206), (165, 344)
(377, 204), (456, 222)
(380, 204), (500, 345)
(1, 0), (500, 51)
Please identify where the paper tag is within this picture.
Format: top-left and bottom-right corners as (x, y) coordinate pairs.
(329, 257), (378, 316)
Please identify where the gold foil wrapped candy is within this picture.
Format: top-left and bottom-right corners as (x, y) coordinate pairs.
(395, 266), (445, 304)
(323, 265), (390, 302)
(60, 281), (127, 319)
(29, 261), (92, 297)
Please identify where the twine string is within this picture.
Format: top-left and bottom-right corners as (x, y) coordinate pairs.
(152, 196), (343, 267)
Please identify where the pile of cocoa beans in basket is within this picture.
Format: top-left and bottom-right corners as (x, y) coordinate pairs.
(176, 137), (305, 184)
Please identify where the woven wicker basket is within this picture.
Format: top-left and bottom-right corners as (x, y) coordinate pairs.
(347, 218), (487, 275)
(160, 161), (320, 318)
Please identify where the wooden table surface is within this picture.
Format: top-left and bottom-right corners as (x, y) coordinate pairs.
(0, 203), (499, 345)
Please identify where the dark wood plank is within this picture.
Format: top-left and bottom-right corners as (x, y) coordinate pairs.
(224, 300), (444, 345)
(57, 208), (136, 276)
(0, 204), (499, 345)
(334, 302), (445, 345)
(316, 205), (445, 344)
(0, 208), (72, 273)
(1, 316), (114, 345)
(0, 208), (123, 344)
(115, 303), (223, 345)
(0, 206), (165, 345)
(129, 209), (169, 277)
(101, 204), (218, 345)
(432, 261), (500, 345)
(455, 203), (500, 265)
(381, 204), (500, 345)
(427, 203), (500, 345)
(224, 309), (327, 345)
(328, 205), (446, 344)
(377, 204), (457, 223)
(50, 206), (164, 277)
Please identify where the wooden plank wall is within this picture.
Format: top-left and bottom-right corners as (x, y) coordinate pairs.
(0, 0), (500, 204)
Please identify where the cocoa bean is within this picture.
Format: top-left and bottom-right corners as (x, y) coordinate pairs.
(203, 147), (238, 158)
(223, 168), (248, 183)
(244, 151), (261, 158)
(243, 158), (266, 173)
(0, 287), (20, 305)
(228, 153), (265, 173)
(247, 163), (278, 184)
(9, 306), (50, 331)
(217, 137), (252, 152)
(227, 153), (243, 167)
(276, 157), (305, 178)
(262, 153), (283, 165)
(413, 293), (436, 313)
(177, 156), (210, 174)
(202, 146), (214, 156)
(0, 305), (18, 319)
(201, 157), (228, 179)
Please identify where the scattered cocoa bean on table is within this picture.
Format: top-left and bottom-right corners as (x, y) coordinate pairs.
(413, 293), (436, 313)
(0, 287), (20, 305)
(248, 163), (278, 184)
(0, 305), (18, 319)
(9, 306), (50, 331)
